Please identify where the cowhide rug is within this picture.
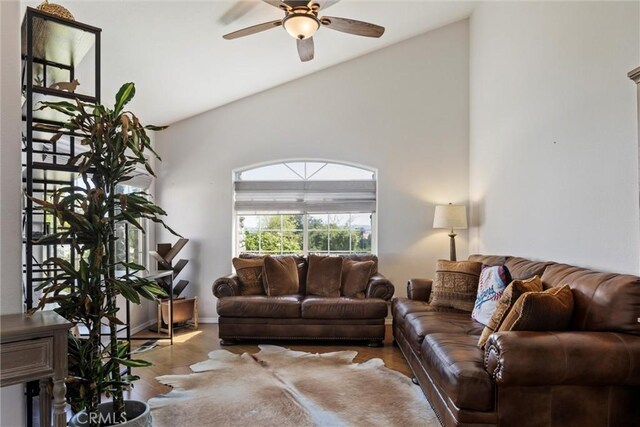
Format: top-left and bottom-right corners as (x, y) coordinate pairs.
(148, 345), (439, 427)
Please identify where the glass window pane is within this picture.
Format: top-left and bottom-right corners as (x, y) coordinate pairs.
(240, 215), (259, 229)
(259, 231), (281, 252)
(328, 214), (350, 228)
(308, 214), (327, 230)
(242, 229), (260, 252)
(308, 163), (374, 181)
(239, 164), (301, 181)
(309, 230), (328, 251)
(329, 230), (350, 252)
(351, 229), (372, 252)
(282, 215), (303, 230)
(283, 231), (303, 254)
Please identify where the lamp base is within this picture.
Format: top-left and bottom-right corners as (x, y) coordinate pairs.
(448, 232), (457, 261)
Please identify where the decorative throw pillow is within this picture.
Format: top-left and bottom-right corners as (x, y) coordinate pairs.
(262, 256), (299, 296)
(477, 276), (543, 348)
(471, 264), (512, 326)
(341, 259), (374, 299)
(429, 260), (483, 312)
(306, 255), (343, 297)
(499, 284), (574, 332)
(232, 257), (265, 295)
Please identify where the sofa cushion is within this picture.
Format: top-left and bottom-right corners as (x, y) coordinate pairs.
(499, 284), (574, 332)
(306, 255), (343, 297)
(341, 259), (374, 298)
(478, 276), (543, 348)
(217, 295), (302, 318)
(505, 257), (554, 280)
(241, 254), (308, 294)
(301, 297), (387, 319)
(541, 263), (640, 335)
(468, 254), (508, 266)
(392, 298), (466, 322)
(342, 254), (378, 274)
(232, 257), (264, 295)
(263, 256), (300, 296)
(430, 260), (482, 312)
(472, 264), (512, 325)
(421, 333), (494, 411)
(402, 311), (485, 355)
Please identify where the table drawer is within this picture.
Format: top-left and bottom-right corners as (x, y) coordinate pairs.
(0, 337), (54, 386)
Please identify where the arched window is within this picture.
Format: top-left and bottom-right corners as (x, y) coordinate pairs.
(234, 160), (377, 256)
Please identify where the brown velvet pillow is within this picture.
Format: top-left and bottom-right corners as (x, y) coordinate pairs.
(429, 260), (483, 312)
(306, 255), (343, 297)
(262, 256), (299, 296)
(499, 284), (574, 332)
(478, 275), (543, 348)
(341, 259), (374, 299)
(232, 257), (264, 295)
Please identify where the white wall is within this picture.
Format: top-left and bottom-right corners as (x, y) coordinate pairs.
(469, 1), (640, 274)
(156, 20), (470, 321)
(0, 1), (27, 425)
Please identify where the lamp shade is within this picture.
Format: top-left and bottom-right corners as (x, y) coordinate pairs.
(283, 14), (319, 39)
(433, 204), (467, 229)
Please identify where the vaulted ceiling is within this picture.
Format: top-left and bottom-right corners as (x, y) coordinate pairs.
(22, 1), (476, 124)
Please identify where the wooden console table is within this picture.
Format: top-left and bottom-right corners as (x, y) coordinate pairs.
(1, 311), (72, 427)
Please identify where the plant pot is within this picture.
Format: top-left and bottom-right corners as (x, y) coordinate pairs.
(69, 400), (151, 427)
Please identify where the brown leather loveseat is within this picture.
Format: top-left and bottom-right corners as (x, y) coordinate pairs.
(213, 254), (394, 346)
(392, 255), (640, 426)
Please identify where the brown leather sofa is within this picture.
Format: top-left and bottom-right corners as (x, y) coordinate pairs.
(392, 255), (640, 426)
(213, 254), (395, 346)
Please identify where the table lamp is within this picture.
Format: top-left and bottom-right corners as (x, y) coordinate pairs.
(433, 203), (467, 261)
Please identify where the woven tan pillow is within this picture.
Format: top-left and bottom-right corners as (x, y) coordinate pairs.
(232, 257), (264, 295)
(341, 259), (374, 299)
(477, 275), (543, 348)
(263, 256), (299, 296)
(499, 284), (574, 332)
(429, 260), (483, 312)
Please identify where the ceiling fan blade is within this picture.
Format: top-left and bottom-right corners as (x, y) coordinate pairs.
(222, 20), (283, 40)
(297, 37), (314, 62)
(320, 16), (385, 38)
(309, 0), (340, 11)
(219, 1), (259, 25)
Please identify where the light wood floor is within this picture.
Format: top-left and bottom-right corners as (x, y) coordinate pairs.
(125, 324), (412, 402)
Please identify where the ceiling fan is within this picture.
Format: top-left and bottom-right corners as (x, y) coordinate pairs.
(222, 0), (385, 62)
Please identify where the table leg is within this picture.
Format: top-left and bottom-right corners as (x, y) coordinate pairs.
(39, 379), (51, 427)
(52, 379), (66, 427)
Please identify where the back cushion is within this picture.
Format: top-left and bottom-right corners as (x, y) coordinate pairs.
(342, 254), (378, 275)
(505, 257), (555, 280)
(240, 253), (307, 293)
(542, 264), (640, 335)
(468, 254), (508, 266)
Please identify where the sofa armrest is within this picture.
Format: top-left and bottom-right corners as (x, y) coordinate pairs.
(366, 273), (395, 301)
(485, 331), (640, 386)
(406, 278), (433, 302)
(212, 274), (241, 298)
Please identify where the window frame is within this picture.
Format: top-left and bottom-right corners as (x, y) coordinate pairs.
(233, 160), (378, 257)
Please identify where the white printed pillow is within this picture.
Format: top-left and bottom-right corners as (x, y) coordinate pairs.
(471, 264), (512, 325)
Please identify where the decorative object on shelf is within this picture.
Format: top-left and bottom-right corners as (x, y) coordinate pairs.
(36, 0), (74, 21)
(433, 203), (468, 261)
(150, 239), (198, 333)
(28, 82), (178, 426)
(48, 78), (79, 92)
(222, 0), (385, 62)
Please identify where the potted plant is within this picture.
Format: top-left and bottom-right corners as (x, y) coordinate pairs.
(28, 82), (177, 426)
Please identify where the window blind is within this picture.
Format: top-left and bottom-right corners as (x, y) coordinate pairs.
(234, 180), (376, 214)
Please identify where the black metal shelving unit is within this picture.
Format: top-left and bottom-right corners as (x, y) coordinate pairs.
(21, 8), (102, 426)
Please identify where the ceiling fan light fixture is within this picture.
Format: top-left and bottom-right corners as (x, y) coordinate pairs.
(283, 13), (320, 40)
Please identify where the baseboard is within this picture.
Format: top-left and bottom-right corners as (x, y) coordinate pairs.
(130, 319), (156, 335)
